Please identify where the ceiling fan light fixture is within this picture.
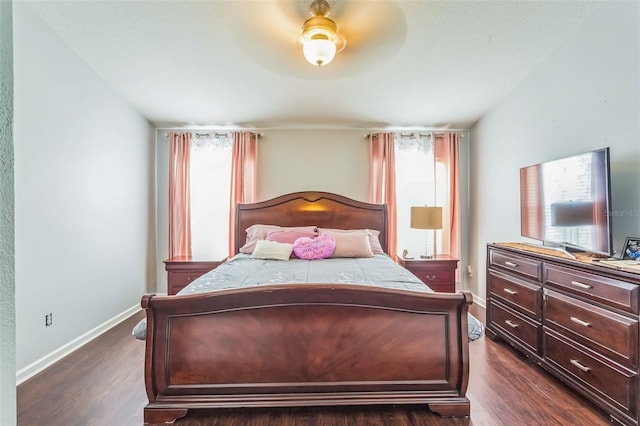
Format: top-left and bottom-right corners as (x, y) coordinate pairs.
(301, 0), (341, 67)
(303, 36), (337, 67)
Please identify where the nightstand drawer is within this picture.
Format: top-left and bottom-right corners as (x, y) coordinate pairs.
(413, 269), (454, 286)
(164, 257), (224, 295)
(397, 255), (459, 293)
(169, 271), (204, 287)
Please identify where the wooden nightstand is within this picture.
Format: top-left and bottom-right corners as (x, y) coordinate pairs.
(163, 257), (225, 295)
(397, 255), (459, 293)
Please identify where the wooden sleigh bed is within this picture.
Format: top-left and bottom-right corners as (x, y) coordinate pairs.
(142, 191), (473, 424)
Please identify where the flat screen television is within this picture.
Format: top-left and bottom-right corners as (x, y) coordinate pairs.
(520, 147), (613, 256)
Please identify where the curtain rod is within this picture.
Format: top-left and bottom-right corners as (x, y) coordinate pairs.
(364, 132), (464, 139)
(164, 131), (263, 138)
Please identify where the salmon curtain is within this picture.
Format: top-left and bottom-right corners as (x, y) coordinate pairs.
(434, 133), (461, 266)
(168, 132), (192, 258)
(369, 132), (397, 260)
(228, 131), (258, 256)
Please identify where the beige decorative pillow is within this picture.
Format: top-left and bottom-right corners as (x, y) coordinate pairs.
(250, 240), (294, 261)
(318, 227), (384, 254)
(320, 229), (374, 258)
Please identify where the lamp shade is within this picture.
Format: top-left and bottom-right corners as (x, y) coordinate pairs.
(411, 206), (443, 230)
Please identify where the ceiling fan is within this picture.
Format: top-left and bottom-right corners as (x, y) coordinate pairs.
(300, 0), (346, 66)
(233, 0), (407, 77)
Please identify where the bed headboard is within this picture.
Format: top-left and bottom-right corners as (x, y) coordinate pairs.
(234, 191), (388, 255)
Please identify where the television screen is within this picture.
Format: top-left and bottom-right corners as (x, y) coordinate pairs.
(520, 148), (613, 256)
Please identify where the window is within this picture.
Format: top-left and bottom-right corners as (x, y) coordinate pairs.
(395, 134), (448, 258)
(189, 135), (232, 259)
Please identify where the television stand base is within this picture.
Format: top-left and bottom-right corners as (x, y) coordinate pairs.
(540, 244), (578, 260)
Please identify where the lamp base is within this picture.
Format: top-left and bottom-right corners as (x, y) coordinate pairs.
(420, 254), (434, 259)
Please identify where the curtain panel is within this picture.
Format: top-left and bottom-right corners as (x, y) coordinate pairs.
(369, 132), (397, 260)
(229, 131), (259, 256)
(168, 132), (192, 258)
(434, 132), (461, 268)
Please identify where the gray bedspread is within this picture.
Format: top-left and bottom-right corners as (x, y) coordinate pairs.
(133, 254), (484, 340)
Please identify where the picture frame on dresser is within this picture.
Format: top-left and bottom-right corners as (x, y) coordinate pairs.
(622, 237), (640, 260)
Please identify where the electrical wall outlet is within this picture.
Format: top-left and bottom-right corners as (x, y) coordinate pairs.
(45, 313), (53, 327)
(467, 265), (473, 277)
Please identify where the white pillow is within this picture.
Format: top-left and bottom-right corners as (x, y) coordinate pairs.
(250, 240), (294, 261)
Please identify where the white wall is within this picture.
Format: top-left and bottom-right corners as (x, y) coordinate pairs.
(469, 1), (640, 305)
(13, 4), (155, 375)
(0, 1), (16, 423)
(258, 130), (370, 201)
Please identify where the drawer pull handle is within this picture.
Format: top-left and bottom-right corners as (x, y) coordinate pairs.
(570, 359), (591, 372)
(503, 288), (518, 295)
(423, 274), (436, 281)
(570, 317), (591, 327)
(570, 280), (592, 289)
(504, 261), (518, 267)
(504, 320), (519, 329)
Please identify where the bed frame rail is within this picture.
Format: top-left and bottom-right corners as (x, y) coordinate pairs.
(142, 285), (472, 423)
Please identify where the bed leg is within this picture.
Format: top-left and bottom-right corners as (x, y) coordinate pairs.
(144, 407), (189, 424)
(428, 400), (470, 418)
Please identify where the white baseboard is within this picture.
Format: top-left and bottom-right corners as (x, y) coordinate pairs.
(16, 304), (141, 385)
(472, 293), (486, 309)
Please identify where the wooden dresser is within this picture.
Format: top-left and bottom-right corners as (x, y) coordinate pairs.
(163, 257), (225, 295)
(486, 243), (640, 425)
(397, 255), (459, 293)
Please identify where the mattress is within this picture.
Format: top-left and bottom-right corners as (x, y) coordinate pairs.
(133, 254), (484, 340)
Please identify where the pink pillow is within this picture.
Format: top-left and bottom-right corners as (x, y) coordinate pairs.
(266, 229), (319, 245)
(239, 224), (317, 254)
(293, 234), (336, 260)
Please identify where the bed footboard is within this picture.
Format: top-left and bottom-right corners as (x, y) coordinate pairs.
(142, 285), (472, 424)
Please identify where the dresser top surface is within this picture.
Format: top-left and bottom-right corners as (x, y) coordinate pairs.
(489, 242), (640, 283)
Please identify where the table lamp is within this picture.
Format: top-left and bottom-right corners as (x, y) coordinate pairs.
(411, 206), (443, 259)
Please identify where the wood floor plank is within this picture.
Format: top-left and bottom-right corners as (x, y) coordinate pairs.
(17, 309), (612, 425)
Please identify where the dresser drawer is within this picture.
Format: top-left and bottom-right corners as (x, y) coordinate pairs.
(489, 300), (541, 355)
(489, 250), (542, 282)
(489, 269), (542, 320)
(544, 329), (637, 417)
(545, 264), (639, 314)
(545, 289), (638, 368)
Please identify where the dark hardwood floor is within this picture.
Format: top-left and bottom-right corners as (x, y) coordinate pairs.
(17, 308), (611, 426)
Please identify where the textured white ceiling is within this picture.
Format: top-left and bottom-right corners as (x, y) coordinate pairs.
(23, 0), (602, 129)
